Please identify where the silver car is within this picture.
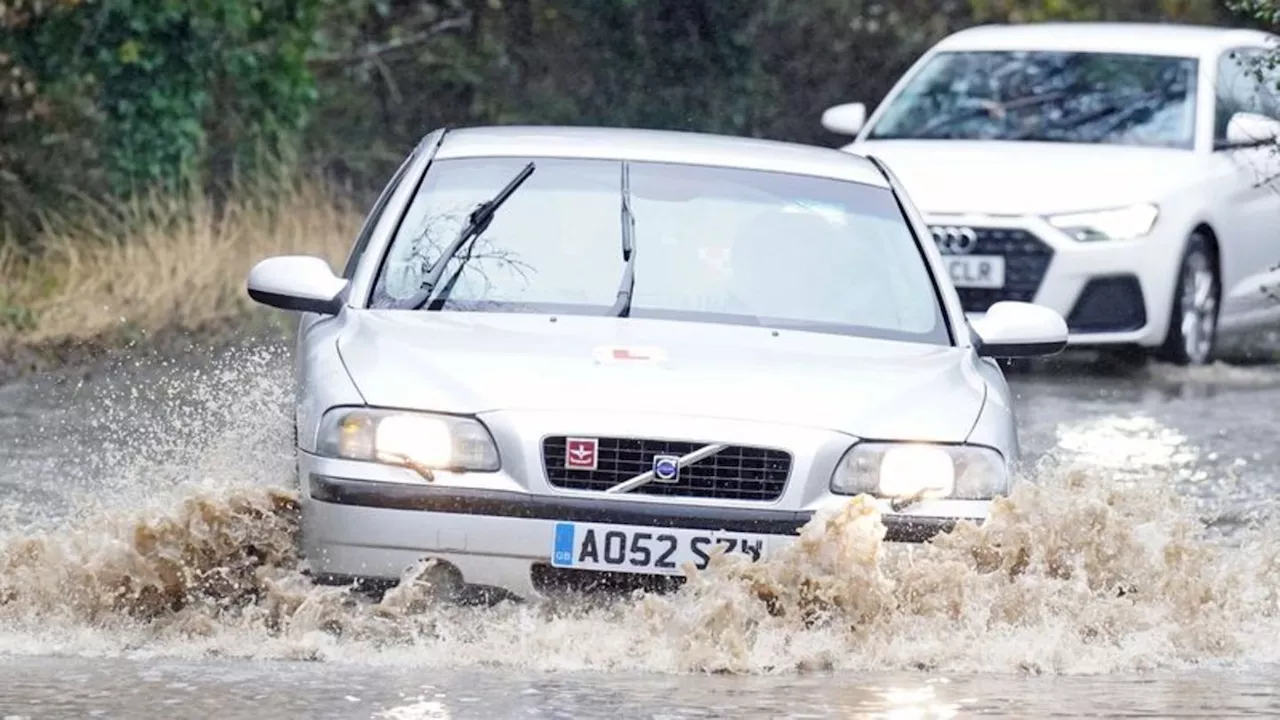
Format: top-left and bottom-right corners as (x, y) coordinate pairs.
(246, 125), (1068, 600)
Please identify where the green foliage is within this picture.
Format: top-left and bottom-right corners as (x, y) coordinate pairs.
(1230, 0), (1280, 26)
(970, 0), (1221, 23)
(85, 0), (321, 193)
(0, 1), (100, 240)
(303, 0), (1228, 189)
(2, 0), (320, 219)
(0, 0), (1265, 244)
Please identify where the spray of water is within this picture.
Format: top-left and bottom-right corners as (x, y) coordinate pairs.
(0, 343), (1277, 674)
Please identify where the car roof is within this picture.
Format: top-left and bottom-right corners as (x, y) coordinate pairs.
(934, 22), (1278, 58)
(431, 125), (892, 188)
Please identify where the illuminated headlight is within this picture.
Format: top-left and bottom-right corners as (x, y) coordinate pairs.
(829, 442), (1008, 500)
(315, 407), (500, 474)
(1046, 203), (1159, 242)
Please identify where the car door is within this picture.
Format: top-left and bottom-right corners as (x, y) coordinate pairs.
(1209, 46), (1280, 328)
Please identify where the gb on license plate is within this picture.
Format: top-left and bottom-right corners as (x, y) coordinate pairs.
(550, 522), (768, 575)
(946, 255), (1006, 289)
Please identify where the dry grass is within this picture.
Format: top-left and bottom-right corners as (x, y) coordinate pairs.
(0, 176), (364, 348)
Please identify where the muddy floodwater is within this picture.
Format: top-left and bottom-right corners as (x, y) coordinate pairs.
(2, 338), (1280, 719)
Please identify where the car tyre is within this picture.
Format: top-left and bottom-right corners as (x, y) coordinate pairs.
(1157, 232), (1220, 366)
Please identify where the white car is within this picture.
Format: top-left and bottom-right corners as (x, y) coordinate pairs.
(821, 22), (1280, 366)
(245, 125), (1068, 600)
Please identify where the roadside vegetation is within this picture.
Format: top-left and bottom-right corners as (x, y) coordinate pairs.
(0, 172), (361, 349)
(0, 0), (1276, 361)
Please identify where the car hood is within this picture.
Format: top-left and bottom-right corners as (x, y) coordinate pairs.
(850, 139), (1205, 215)
(334, 312), (988, 442)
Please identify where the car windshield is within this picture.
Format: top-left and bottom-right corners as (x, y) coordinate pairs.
(865, 50), (1199, 149)
(370, 156), (950, 345)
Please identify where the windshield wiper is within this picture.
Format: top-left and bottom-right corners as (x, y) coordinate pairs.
(609, 162), (637, 317)
(402, 161), (536, 311)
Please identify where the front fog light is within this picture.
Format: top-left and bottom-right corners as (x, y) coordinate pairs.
(830, 442), (1008, 500)
(317, 407), (501, 476)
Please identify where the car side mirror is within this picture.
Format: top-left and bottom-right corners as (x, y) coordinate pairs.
(1224, 111), (1280, 148)
(821, 102), (867, 136)
(970, 301), (1068, 359)
(246, 255), (349, 315)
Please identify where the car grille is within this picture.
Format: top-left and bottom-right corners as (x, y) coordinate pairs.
(541, 436), (792, 502)
(930, 226), (1055, 313)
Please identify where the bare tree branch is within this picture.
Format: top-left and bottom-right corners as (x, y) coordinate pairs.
(307, 15), (472, 67)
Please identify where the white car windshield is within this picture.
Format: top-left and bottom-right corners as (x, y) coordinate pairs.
(865, 50), (1199, 149)
(370, 156), (951, 345)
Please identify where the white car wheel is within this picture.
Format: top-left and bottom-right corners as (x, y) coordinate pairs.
(1159, 234), (1219, 366)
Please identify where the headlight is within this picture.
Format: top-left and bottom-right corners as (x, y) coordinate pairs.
(315, 407), (500, 476)
(829, 442), (1008, 500)
(1045, 203), (1159, 242)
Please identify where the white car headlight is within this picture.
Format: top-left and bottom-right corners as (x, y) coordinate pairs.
(829, 442), (1009, 500)
(315, 407), (501, 475)
(1046, 203), (1159, 242)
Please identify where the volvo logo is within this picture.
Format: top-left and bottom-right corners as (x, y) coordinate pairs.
(652, 455), (681, 484)
(930, 226), (979, 255)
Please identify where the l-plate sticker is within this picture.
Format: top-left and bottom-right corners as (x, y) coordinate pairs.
(592, 345), (667, 364)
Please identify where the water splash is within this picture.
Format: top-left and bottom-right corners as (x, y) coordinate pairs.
(0, 343), (1278, 676)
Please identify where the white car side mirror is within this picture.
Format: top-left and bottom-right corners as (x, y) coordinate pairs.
(970, 301), (1068, 359)
(821, 102), (867, 136)
(246, 255), (349, 315)
(1225, 111), (1280, 147)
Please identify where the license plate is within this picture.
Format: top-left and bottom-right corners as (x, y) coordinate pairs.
(550, 521), (769, 576)
(945, 255), (1006, 289)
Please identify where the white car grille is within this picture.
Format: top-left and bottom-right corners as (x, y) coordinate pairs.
(929, 225), (1054, 311)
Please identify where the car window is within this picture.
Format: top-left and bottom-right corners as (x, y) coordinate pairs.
(375, 157), (624, 308)
(343, 149), (417, 280)
(625, 163), (943, 336)
(865, 50), (1199, 149)
(370, 156), (950, 345)
(1214, 47), (1280, 140)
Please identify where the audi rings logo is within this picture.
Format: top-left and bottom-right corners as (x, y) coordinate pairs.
(930, 226), (979, 255)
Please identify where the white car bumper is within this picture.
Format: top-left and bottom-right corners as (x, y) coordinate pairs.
(925, 213), (1182, 348)
(299, 459), (991, 600)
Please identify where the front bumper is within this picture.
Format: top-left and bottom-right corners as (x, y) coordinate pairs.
(298, 408), (997, 599)
(924, 213), (1182, 348)
(302, 473), (985, 599)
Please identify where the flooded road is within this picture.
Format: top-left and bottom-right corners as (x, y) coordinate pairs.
(5, 655), (1280, 718)
(2, 339), (1280, 718)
